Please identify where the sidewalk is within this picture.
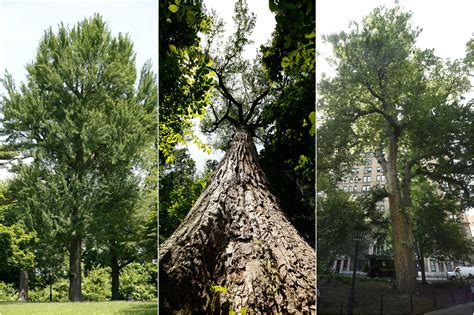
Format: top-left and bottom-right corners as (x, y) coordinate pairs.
(425, 301), (474, 314)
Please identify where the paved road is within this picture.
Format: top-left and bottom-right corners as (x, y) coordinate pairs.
(425, 302), (474, 314)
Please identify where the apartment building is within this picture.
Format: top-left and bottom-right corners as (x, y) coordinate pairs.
(332, 153), (472, 279)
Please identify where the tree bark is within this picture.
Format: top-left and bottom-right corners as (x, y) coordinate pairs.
(17, 270), (28, 301)
(69, 234), (83, 301)
(159, 126), (316, 314)
(384, 137), (417, 293)
(111, 248), (120, 300)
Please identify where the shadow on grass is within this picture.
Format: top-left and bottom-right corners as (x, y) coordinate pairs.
(116, 303), (157, 315)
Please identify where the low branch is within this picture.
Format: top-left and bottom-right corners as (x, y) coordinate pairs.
(244, 89), (269, 123)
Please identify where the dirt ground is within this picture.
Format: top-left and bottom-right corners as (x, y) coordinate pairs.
(318, 275), (474, 314)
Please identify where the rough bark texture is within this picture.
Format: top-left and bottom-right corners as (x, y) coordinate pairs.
(17, 270), (28, 301)
(383, 138), (417, 293)
(160, 127), (316, 314)
(69, 234), (83, 301)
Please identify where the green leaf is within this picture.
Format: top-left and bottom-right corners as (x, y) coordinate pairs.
(206, 59), (213, 67)
(207, 71), (216, 77)
(269, 0), (278, 12)
(168, 4), (179, 13)
(304, 31), (316, 39)
(174, 0), (181, 5)
(210, 285), (227, 293)
(169, 44), (177, 54)
(241, 307), (247, 315)
(281, 57), (291, 68)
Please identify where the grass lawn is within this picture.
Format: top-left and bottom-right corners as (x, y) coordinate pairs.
(0, 301), (157, 315)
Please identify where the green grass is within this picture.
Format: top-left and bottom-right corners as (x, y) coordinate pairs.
(0, 301), (157, 315)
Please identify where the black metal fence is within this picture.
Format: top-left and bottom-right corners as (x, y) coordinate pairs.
(319, 285), (474, 314)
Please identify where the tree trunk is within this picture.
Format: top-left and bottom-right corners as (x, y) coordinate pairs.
(17, 270), (28, 301)
(69, 234), (83, 301)
(385, 137), (417, 293)
(111, 248), (120, 300)
(159, 127), (316, 314)
(419, 249), (427, 284)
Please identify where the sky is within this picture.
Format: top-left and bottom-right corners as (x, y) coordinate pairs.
(187, 0), (276, 172)
(0, 0), (158, 179)
(317, 0), (474, 80)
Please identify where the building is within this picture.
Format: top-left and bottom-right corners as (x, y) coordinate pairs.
(332, 153), (472, 280)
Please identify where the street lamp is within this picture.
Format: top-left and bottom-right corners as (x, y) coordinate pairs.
(347, 226), (366, 315)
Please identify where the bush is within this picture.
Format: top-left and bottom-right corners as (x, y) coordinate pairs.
(0, 281), (17, 301)
(120, 262), (156, 301)
(83, 266), (111, 301)
(29, 278), (69, 302)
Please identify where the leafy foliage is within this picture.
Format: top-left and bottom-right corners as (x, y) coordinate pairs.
(412, 179), (473, 261)
(159, 0), (214, 163)
(119, 263), (156, 301)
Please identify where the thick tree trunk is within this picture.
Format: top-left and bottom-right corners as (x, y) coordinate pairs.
(384, 138), (417, 293)
(69, 234), (83, 301)
(111, 249), (120, 300)
(17, 270), (28, 301)
(159, 127), (316, 314)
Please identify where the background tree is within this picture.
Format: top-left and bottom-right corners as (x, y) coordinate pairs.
(412, 179), (474, 284)
(259, 0), (316, 245)
(1, 14), (156, 301)
(0, 183), (36, 301)
(318, 6), (471, 293)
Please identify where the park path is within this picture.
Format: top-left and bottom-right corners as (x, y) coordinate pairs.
(425, 301), (474, 314)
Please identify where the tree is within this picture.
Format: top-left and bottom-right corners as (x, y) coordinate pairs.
(158, 148), (205, 243)
(318, 6), (471, 293)
(1, 15), (156, 301)
(159, 1), (315, 312)
(0, 183), (36, 301)
(317, 187), (389, 273)
(412, 179), (474, 284)
(159, 0), (214, 163)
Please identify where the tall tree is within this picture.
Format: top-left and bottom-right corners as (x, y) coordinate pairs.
(412, 179), (474, 284)
(318, 6), (471, 293)
(1, 15), (156, 301)
(159, 1), (315, 312)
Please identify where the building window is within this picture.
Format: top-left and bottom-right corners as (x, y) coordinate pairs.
(365, 159), (371, 165)
(353, 186), (357, 192)
(380, 205), (385, 211)
(430, 260), (436, 272)
(362, 185), (370, 192)
(343, 186), (347, 192)
(447, 262), (453, 272)
(364, 167), (372, 173)
(348, 186), (353, 192)
(382, 175), (386, 182)
(376, 175), (381, 181)
(377, 167), (382, 173)
(363, 176), (370, 182)
(438, 261), (444, 272)
(343, 259), (348, 270)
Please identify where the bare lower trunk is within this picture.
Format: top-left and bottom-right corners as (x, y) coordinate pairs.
(17, 270), (28, 301)
(69, 234), (83, 301)
(160, 127), (316, 314)
(385, 138), (417, 293)
(111, 249), (120, 300)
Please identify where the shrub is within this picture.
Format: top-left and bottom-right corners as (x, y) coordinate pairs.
(29, 278), (69, 302)
(83, 266), (111, 301)
(0, 281), (17, 301)
(120, 262), (156, 301)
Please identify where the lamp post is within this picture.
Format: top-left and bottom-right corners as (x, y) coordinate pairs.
(347, 226), (365, 315)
